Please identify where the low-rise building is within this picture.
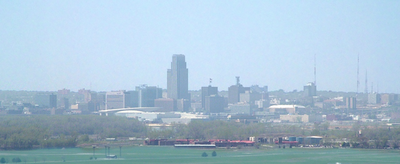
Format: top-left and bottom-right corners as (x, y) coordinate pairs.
(269, 105), (305, 114)
(280, 114), (309, 123)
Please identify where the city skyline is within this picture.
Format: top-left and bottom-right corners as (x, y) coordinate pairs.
(1, 1), (399, 93)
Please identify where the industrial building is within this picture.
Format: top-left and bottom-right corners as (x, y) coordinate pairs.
(280, 114), (323, 123)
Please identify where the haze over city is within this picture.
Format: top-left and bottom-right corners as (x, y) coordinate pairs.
(1, 0), (399, 93)
(3, 2), (400, 163)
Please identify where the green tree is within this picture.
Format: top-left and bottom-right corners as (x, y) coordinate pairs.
(187, 121), (205, 140)
(79, 134), (89, 143)
(201, 152), (208, 157)
(321, 122), (330, 131)
(310, 129), (320, 136)
(0, 158), (5, 163)
(212, 151), (217, 157)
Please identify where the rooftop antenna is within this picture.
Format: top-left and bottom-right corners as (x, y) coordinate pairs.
(314, 54), (317, 85)
(209, 78), (212, 86)
(364, 70), (368, 94)
(236, 76), (240, 85)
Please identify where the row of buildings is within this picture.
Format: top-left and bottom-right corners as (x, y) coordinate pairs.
(2, 54), (399, 126)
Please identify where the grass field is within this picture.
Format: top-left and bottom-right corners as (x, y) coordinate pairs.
(0, 146), (399, 164)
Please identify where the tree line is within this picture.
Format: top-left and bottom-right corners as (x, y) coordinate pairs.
(1, 115), (399, 150)
(0, 115), (146, 150)
(147, 120), (267, 140)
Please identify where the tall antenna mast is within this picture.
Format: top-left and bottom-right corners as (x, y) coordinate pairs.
(314, 54), (316, 85)
(377, 82), (379, 93)
(371, 82), (374, 93)
(357, 54), (360, 96)
(365, 70), (368, 94)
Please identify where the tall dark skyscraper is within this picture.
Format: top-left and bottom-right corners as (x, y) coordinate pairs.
(49, 94), (57, 108)
(167, 54), (189, 100)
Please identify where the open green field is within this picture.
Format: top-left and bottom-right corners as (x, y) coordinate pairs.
(0, 146), (399, 164)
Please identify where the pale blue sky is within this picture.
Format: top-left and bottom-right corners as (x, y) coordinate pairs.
(1, 0), (399, 93)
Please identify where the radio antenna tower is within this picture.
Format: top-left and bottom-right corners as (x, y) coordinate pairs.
(377, 82), (379, 93)
(365, 70), (368, 94)
(371, 82), (374, 93)
(357, 54), (360, 97)
(314, 54), (317, 85)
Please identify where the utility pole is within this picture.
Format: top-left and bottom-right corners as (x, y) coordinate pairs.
(93, 146), (95, 159)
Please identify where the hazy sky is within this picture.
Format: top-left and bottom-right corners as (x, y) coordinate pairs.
(1, 0), (399, 93)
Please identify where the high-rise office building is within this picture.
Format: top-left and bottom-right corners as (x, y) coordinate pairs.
(303, 82), (317, 97)
(136, 85), (162, 107)
(105, 91), (128, 110)
(34, 93), (57, 108)
(201, 86), (218, 109)
(126, 90), (139, 107)
(240, 90), (262, 104)
(176, 98), (190, 112)
(154, 98), (176, 112)
(58, 88), (70, 95)
(78, 89), (94, 103)
(345, 97), (356, 109)
(380, 94), (396, 105)
(61, 97), (70, 109)
(250, 85), (269, 100)
(368, 93), (381, 104)
(228, 77), (249, 104)
(205, 95), (225, 113)
(49, 94), (57, 108)
(167, 54), (189, 100)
